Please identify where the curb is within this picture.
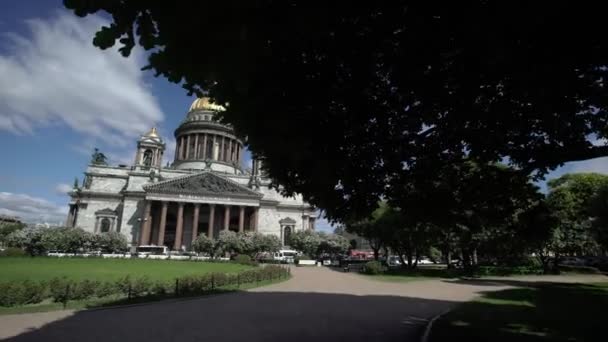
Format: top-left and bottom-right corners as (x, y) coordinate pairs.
(420, 309), (451, 342)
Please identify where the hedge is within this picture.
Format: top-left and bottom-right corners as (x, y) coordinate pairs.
(0, 265), (290, 307)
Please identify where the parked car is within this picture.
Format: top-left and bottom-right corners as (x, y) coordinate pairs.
(273, 249), (298, 263)
(387, 255), (402, 267)
(136, 245), (169, 256)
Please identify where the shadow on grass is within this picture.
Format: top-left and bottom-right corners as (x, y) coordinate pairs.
(430, 282), (608, 342)
(442, 274), (608, 289)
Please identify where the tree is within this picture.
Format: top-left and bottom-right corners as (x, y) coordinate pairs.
(0, 223), (24, 246)
(546, 173), (608, 256)
(93, 231), (128, 253)
(66, 1), (608, 223)
(318, 233), (350, 256)
(346, 203), (393, 260)
(389, 161), (543, 270)
(288, 230), (322, 258)
(251, 233), (281, 256)
(590, 186), (608, 253)
(215, 230), (242, 256)
(191, 234), (217, 257)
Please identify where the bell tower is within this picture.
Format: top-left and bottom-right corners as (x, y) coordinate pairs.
(134, 127), (165, 169)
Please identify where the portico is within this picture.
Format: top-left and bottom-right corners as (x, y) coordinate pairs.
(140, 171), (262, 250)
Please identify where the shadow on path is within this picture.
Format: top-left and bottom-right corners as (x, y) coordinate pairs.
(2, 291), (456, 342)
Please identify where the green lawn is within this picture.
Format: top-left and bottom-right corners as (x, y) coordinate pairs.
(429, 282), (608, 342)
(0, 257), (251, 282)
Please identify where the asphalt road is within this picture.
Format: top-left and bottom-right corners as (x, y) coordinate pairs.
(1, 267), (604, 342)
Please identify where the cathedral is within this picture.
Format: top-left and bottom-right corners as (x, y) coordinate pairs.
(67, 98), (316, 251)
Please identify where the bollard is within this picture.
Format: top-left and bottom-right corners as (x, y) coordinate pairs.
(128, 283), (132, 300)
(211, 274), (215, 291)
(237, 274), (240, 288)
(175, 278), (179, 297)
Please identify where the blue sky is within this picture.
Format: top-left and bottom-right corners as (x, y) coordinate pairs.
(0, 1), (606, 228)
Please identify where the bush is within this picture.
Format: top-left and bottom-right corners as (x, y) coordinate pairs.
(363, 261), (385, 275)
(21, 280), (47, 304)
(94, 232), (128, 253)
(95, 282), (117, 298)
(150, 281), (170, 296)
(114, 275), (152, 298)
(71, 280), (99, 300)
(0, 247), (27, 257)
(49, 277), (73, 303)
(233, 254), (257, 266)
(131, 276), (152, 297)
(0, 283), (24, 306)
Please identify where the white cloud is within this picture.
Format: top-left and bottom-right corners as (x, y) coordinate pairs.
(0, 192), (67, 224)
(0, 12), (164, 146)
(54, 183), (73, 195)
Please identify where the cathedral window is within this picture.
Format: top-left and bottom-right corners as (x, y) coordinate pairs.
(143, 149), (153, 166)
(100, 218), (111, 233)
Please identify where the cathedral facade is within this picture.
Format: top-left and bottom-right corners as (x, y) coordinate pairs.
(67, 98), (316, 251)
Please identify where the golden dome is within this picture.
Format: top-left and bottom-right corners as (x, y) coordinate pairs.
(144, 127), (160, 138)
(189, 97), (226, 112)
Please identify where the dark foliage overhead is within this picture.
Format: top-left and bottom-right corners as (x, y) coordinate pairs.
(64, 1), (608, 221)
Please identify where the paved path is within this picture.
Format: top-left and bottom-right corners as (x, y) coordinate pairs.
(0, 267), (604, 342)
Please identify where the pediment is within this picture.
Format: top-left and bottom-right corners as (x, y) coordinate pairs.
(143, 172), (262, 198)
(279, 217), (297, 225)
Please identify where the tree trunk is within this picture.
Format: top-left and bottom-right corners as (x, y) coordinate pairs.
(472, 248), (478, 266)
(446, 249), (453, 269)
(372, 248), (380, 261)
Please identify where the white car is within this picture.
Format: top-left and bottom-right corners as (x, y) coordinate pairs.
(273, 249), (298, 263)
(136, 245), (169, 257)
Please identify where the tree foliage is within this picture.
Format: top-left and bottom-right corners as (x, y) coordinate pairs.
(64, 1), (608, 222)
(192, 231), (281, 258)
(546, 173), (608, 256)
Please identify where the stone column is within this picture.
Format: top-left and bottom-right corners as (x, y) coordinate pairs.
(179, 136), (185, 160)
(67, 210), (74, 228)
(174, 140), (179, 162)
(309, 217), (316, 231)
(251, 207), (259, 232)
(94, 216), (99, 233)
(238, 206), (245, 232)
(224, 205), (230, 230)
(192, 203), (200, 242)
(212, 135), (218, 160)
(208, 204), (215, 237)
(228, 139), (233, 162)
(158, 201), (168, 246)
(220, 136), (225, 161)
(185, 135), (191, 159)
(202, 134), (208, 159)
(194, 134), (199, 159)
(140, 200), (152, 245)
(174, 202), (184, 250)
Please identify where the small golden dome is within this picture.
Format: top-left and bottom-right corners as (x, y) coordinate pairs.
(144, 127), (160, 138)
(189, 97), (226, 112)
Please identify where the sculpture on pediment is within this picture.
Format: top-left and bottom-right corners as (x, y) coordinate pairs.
(91, 148), (108, 166)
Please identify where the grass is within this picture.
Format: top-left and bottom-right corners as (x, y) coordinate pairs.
(0, 257), (251, 282)
(0, 275), (291, 315)
(429, 282), (608, 342)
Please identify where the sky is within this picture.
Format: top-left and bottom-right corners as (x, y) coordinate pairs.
(0, 1), (606, 229)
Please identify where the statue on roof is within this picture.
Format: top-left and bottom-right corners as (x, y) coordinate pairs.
(91, 148), (108, 166)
